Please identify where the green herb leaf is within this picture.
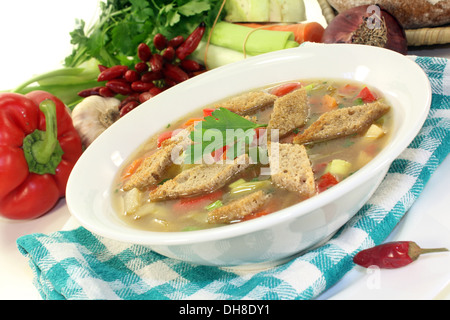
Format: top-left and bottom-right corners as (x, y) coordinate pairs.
(185, 108), (266, 164)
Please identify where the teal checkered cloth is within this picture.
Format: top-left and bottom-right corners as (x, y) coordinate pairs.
(17, 56), (450, 300)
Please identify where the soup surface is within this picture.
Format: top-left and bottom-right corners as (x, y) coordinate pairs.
(112, 79), (393, 232)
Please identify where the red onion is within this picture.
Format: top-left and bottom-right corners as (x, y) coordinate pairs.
(322, 5), (408, 55)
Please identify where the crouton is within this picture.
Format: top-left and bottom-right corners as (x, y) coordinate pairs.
(207, 190), (272, 224)
(293, 101), (390, 145)
(268, 88), (309, 137)
(122, 127), (193, 191)
(268, 142), (316, 197)
(149, 154), (251, 201)
(214, 91), (277, 115)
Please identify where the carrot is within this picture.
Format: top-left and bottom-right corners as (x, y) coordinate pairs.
(322, 94), (338, 111)
(121, 158), (143, 180)
(242, 211), (270, 221)
(237, 22), (325, 44)
(182, 117), (205, 128)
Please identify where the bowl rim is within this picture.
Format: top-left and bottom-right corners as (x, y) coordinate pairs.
(67, 43), (432, 246)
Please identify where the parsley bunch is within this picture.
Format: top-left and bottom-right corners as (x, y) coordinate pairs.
(65, 0), (225, 68)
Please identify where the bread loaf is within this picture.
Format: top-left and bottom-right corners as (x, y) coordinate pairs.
(327, 0), (450, 29)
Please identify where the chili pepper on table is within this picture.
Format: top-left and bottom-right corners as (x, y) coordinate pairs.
(0, 91), (83, 220)
(353, 241), (449, 269)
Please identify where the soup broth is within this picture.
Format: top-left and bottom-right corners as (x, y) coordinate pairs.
(112, 79), (393, 232)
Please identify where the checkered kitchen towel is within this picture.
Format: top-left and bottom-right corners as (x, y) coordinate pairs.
(17, 56), (450, 300)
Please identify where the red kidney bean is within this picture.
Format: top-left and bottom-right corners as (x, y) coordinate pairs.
(124, 70), (140, 83)
(98, 65), (108, 72)
(118, 94), (140, 109)
(149, 87), (163, 96)
(168, 35), (184, 49)
(99, 86), (116, 97)
(98, 65), (128, 82)
(120, 100), (140, 117)
(78, 86), (102, 97)
(131, 81), (155, 92)
(163, 63), (189, 83)
(164, 78), (177, 88)
(176, 22), (206, 60)
(137, 43), (152, 62)
(150, 54), (164, 73)
(162, 46), (176, 62)
(135, 62), (149, 74)
(106, 79), (132, 95)
(153, 33), (168, 51)
(139, 91), (153, 103)
(141, 70), (163, 83)
(180, 59), (202, 72)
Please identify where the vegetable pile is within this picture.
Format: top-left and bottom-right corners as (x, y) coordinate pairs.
(1, 0), (418, 221)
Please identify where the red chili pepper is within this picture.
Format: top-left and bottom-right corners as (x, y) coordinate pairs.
(97, 65), (128, 82)
(353, 241), (448, 269)
(0, 91), (83, 220)
(176, 22), (206, 60)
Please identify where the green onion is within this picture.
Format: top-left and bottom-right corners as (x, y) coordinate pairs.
(228, 178), (246, 189)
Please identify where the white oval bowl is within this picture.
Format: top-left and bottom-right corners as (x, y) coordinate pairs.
(66, 44), (431, 267)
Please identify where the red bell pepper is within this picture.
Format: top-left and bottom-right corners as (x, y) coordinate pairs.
(356, 87), (377, 103)
(0, 91), (83, 220)
(317, 172), (339, 193)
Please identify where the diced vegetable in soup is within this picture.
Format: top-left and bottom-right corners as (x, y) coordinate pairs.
(112, 79), (392, 232)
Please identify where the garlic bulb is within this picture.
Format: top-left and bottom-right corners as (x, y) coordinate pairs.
(71, 96), (121, 147)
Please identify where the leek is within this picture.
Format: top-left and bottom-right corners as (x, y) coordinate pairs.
(229, 180), (272, 196)
(205, 200), (223, 211)
(192, 41), (253, 69)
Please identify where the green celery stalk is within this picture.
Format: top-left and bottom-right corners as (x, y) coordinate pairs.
(210, 21), (298, 56)
(192, 41), (254, 69)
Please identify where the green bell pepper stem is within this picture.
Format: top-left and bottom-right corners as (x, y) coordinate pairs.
(32, 99), (59, 164)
